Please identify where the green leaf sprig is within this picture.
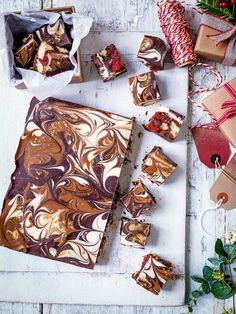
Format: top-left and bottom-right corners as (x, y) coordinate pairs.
(187, 238), (236, 313)
(197, 0), (236, 24)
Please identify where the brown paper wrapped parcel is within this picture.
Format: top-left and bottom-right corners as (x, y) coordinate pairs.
(195, 13), (236, 66)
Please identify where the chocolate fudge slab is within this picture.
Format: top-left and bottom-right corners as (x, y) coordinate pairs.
(15, 33), (39, 67)
(128, 71), (161, 106)
(145, 106), (185, 142)
(137, 35), (168, 71)
(142, 146), (177, 185)
(120, 180), (156, 218)
(132, 253), (173, 295)
(35, 18), (72, 47)
(120, 218), (151, 249)
(91, 44), (127, 82)
(0, 98), (134, 269)
(33, 41), (73, 76)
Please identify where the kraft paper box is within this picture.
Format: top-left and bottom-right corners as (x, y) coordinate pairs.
(203, 77), (236, 147)
(194, 14), (236, 65)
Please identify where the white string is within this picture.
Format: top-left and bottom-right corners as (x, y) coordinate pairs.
(200, 198), (225, 237)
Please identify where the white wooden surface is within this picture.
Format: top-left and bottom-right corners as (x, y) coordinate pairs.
(0, 0), (235, 313)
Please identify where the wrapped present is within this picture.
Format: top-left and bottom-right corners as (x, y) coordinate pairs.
(195, 13), (236, 66)
(203, 77), (236, 147)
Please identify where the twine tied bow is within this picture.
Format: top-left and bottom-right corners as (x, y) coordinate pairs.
(201, 14), (236, 65)
(216, 83), (236, 126)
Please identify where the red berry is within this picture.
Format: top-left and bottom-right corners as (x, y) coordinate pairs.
(231, 0), (236, 4)
(112, 60), (122, 71)
(219, 1), (228, 7)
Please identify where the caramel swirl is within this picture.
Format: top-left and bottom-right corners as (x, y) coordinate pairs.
(0, 98), (133, 269)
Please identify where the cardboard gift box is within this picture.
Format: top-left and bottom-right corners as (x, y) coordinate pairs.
(203, 77), (236, 147)
(195, 13), (236, 66)
(16, 6), (83, 85)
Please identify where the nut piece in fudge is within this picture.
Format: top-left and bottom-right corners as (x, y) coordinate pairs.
(120, 217), (151, 249)
(128, 71), (161, 106)
(36, 18), (72, 47)
(91, 44), (127, 82)
(33, 41), (73, 76)
(120, 180), (156, 218)
(144, 106), (185, 142)
(15, 33), (39, 68)
(132, 253), (173, 295)
(137, 35), (169, 71)
(142, 146), (177, 185)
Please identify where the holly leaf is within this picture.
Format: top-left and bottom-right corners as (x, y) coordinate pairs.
(191, 276), (205, 283)
(208, 258), (221, 267)
(211, 281), (235, 300)
(215, 239), (228, 258)
(203, 266), (213, 283)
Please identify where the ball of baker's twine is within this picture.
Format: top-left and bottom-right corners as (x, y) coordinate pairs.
(158, 0), (196, 68)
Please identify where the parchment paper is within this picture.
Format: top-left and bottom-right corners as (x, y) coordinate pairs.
(0, 10), (92, 100)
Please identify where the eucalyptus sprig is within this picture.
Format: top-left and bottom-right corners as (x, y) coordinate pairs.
(187, 238), (236, 313)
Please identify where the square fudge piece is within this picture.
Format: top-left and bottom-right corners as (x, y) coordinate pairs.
(137, 35), (169, 71)
(120, 180), (156, 218)
(0, 97), (133, 269)
(35, 18), (72, 47)
(144, 106), (185, 142)
(120, 218), (151, 249)
(91, 44), (127, 82)
(142, 146), (177, 185)
(128, 71), (161, 106)
(132, 253), (173, 295)
(33, 42), (73, 76)
(15, 33), (39, 68)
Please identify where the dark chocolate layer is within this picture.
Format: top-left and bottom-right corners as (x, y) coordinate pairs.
(0, 98), (133, 269)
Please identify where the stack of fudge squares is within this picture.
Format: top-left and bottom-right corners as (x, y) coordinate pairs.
(91, 35), (185, 295)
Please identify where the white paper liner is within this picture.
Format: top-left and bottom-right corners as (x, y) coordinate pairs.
(0, 10), (93, 100)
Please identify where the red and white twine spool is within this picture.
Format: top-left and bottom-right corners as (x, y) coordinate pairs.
(158, 0), (196, 67)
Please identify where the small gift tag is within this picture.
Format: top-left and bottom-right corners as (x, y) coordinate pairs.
(191, 124), (231, 168)
(210, 154), (236, 210)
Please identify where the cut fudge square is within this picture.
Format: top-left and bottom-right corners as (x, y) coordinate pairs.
(137, 35), (169, 71)
(132, 253), (173, 295)
(142, 146), (177, 185)
(120, 217), (151, 249)
(35, 18), (72, 47)
(144, 106), (185, 142)
(91, 44), (127, 82)
(33, 42), (73, 76)
(15, 33), (39, 67)
(128, 71), (161, 106)
(120, 180), (156, 218)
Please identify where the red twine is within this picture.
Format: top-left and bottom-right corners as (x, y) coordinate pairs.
(158, 0), (196, 67)
(188, 63), (224, 129)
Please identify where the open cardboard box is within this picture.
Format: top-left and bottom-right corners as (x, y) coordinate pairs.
(15, 5), (83, 88)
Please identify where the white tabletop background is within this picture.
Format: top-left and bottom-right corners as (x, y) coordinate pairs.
(0, 0), (236, 313)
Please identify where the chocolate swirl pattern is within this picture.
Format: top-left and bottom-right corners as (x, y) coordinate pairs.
(0, 98), (133, 269)
(120, 180), (156, 218)
(137, 35), (168, 71)
(120, 217), (151, 249)
(132, 253), (173, 295)
(36, 19), (72, 47)
(128, 71), (161, 106)
(142, 146), (177, 185)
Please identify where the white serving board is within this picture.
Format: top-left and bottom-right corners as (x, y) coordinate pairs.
(0, 31), (187, 306)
